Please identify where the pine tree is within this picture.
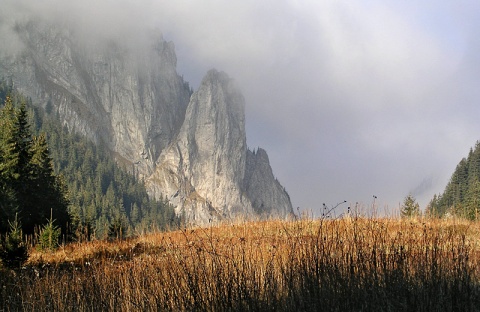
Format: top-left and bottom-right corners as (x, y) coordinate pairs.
(0, 214), (28, 269)
(0, 96), (70, 236)
(0, 96), (20, 233)
(401, 194), (420, 218)
(37, 211), (61, 252)
(108, 216), (128, 240)
(464, 178), (480, 220)
(9, 101), (37, 233)
(30, 133), (71, 234)
(425, 194), (439, 218)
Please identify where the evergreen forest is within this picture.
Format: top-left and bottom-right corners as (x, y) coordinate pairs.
(428, 141), (480, 219)
(0, 81), (181, 241)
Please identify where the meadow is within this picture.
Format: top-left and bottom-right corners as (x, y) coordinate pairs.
(1, 216), (480, 311)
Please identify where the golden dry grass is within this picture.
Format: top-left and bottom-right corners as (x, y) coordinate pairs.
(2, 217), (480, 311)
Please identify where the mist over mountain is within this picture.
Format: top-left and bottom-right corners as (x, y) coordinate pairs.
(0, 14), (293, 223)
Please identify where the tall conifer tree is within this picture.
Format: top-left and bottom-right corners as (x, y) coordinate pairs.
(0, 96), (70, 235)
(0, 97), (19, 232)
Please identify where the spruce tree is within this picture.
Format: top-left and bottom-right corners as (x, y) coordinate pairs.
(30, 133), (71, 234)
(0, 214), (28, 269)
(37, 211), (61, 252)
(9, 101), (37, 233)
(0, 96), (20, 233)
(0, 96), (70, 236)
(401, 194), (420, 218)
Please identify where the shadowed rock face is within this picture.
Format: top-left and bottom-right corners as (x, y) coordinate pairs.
(1, 20), (293, 224)
(245, 148), (293, 217)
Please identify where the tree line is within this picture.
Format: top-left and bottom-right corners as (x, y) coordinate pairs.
(428, 141), (480, 219)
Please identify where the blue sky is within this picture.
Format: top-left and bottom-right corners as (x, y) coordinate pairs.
(3, 0), (480, 215)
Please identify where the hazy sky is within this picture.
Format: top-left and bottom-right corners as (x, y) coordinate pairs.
(3, 0), (480, 216)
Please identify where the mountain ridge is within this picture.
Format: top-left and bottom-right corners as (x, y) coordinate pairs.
(0, 19), (293, 224)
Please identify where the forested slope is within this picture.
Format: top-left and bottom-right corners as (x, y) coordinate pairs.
(0, 81), (181, 239)
(428, 141), (480, 219)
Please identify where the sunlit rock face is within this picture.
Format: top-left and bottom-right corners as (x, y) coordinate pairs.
(1, 20), (293, 224)
(2, 20), (191, 177)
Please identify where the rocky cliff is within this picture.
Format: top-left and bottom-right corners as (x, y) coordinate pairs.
(0, 19), (293, 224)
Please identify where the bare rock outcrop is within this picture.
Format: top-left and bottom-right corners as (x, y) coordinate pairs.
(0, 20), (293, 224)
(2, 20), (191, 177)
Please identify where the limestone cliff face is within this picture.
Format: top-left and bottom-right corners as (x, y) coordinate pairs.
(148, 70), (251, 223)
(2, 20), (191, 177)
(148, 70), (293, 223)
(0, 20), (293, 224)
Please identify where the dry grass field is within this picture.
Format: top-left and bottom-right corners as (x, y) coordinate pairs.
(1, 216), (480, 311)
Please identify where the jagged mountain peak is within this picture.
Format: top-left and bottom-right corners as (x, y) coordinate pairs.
(2, 20), (192, 175)
(204, 68), (228, 81)
(1, 20), (293, 225)
(185, 69), (245, 151)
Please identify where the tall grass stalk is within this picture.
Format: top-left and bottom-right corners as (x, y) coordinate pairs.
(1, 217), (479, 311)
